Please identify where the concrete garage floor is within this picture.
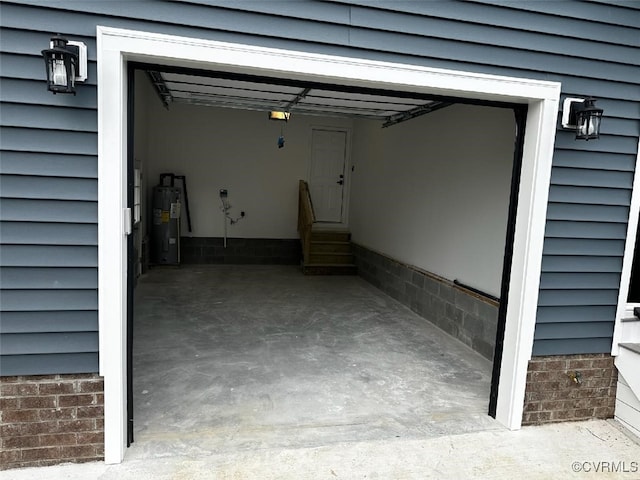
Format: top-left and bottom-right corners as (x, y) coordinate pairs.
(130, 265), (500, 457)
(9, 265), (640, 479)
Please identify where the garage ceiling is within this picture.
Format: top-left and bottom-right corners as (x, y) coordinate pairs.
(146, 70), (452, 128)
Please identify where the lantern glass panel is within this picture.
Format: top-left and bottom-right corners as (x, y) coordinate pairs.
(51, 58), (68, 86)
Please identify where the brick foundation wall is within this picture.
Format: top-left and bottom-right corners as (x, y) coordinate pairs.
(353, 243), (499, 360)
(523, 354), (617, 425)
(181, 237), (301, 265)
(0, 374), (104, 470)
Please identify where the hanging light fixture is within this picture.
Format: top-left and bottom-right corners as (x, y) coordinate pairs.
(41, 35), (87, 95)
(268, 111), (291, 121)
(561, 97), (604, 141)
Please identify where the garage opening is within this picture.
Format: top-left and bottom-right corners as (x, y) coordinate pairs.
(127, 62), (523, 453)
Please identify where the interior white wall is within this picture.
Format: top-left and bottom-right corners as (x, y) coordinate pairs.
(349, 104), (515, 296)
(140, 96), (352, 239)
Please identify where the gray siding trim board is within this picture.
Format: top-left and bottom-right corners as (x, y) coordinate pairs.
(0, 0), (638, 375)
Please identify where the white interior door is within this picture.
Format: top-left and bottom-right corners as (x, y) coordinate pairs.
(309, 128), (347, 223)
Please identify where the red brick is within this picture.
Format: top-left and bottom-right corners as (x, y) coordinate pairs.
(19, 395), (57, 409)
(0, 376), (22, 383)
(531, 371), (551, 382)
(591, 358), (614, 369)
(62, 374), (99, 380)
(583, 377), (612, 388)
(79, 380), (104, 393)
(550, 409), (573, 421)
(594, 406), (614, 418)
(0, 420), (58, 437)
(541, 359), (566, 371)
(57, 419), (95, 433)
(0, 397), (19, 410)
(0, 449), (22, 466)
(39, 407), (77, 421)
(524, 411), (551, 424)
(39, 382), (76, 395)
(21, 447), (60, 462)
(77, 431), (103, 444)
(2, 409), (39, 423)
(541, 400), (565, 411)
(39, 433), (77, 447)
(95, 444), (104, 457)
(95, 393), (104, 405)
(95, 418), (104, 430)
(4, 435), (40, 449)
(61, 445), (97, 459)
(523, 401), (540, 412)
(574, 408), (594, 419)
(59, 394), (96, 407)
(0, 383), (38, 397)
(77, 406), (103, 418)
(567, 359), (592, 369)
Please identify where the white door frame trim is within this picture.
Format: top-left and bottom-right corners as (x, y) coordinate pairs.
(97, 26), (560, 463)
(613, 136), (640, 355)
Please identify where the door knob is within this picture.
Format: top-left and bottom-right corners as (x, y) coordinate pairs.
(337, 180), (344, 185)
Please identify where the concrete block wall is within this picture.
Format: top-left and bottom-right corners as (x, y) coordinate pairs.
(523, 354), (617, 425)
(181, 237), (301, 265)
(353, 243), (499, 360)
(0, 374), (104, 470)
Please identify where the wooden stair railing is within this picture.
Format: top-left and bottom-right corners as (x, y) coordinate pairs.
(298, 180), (315, 265)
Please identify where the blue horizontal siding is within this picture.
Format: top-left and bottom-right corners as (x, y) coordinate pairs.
(539, 272), (621, 290)
(0, 310), (98, 333)
(0, 199), (97, 223)
(545, 203), (629, 223)
(338, 0), (640, 47)
(0, 127), (97, 155)
(0, 332), (98, 354)
(0, 103), (98, 132)
(548, 186), (631, 207)
(1, 267), (97, 289)
(534, 322), (615, 341)
(544, 221), (628, 240)
(0, 175), (97, 201)
(0, 245), (97, 267)
(550, 150), (637, 171)
(0, 78), (97, 110)
(0, 289), (98, 311)
(0, 151), (97, 178)
(541, 256), (623, 273)
(0, 353), (99, 376)
(543, 238), (625, 257)
(550, 168), (634, 189)
(532, 338), (614, 356)
(0, 222), (97, 245)
(537, 305), (617, 324)
(538, 289), (619, 307)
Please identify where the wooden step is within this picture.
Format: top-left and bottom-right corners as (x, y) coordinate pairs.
(302, 263), (358, 275)
(308, 252), (354, 264)
(310, 240), (352, 254)
(310, 231), (351, 242)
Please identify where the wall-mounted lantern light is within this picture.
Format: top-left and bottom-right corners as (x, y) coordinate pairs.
(41, 35), (87, 95)
(268, 111), (290, 121)
(561, 97), (603, 141)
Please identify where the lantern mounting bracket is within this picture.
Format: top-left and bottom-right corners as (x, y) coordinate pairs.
(50, 39), (88, 82)
(561, 97), (585, 129)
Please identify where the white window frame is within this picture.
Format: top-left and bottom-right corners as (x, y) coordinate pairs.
(97, 26), (560, 463)
(613, 137), (640, 355)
